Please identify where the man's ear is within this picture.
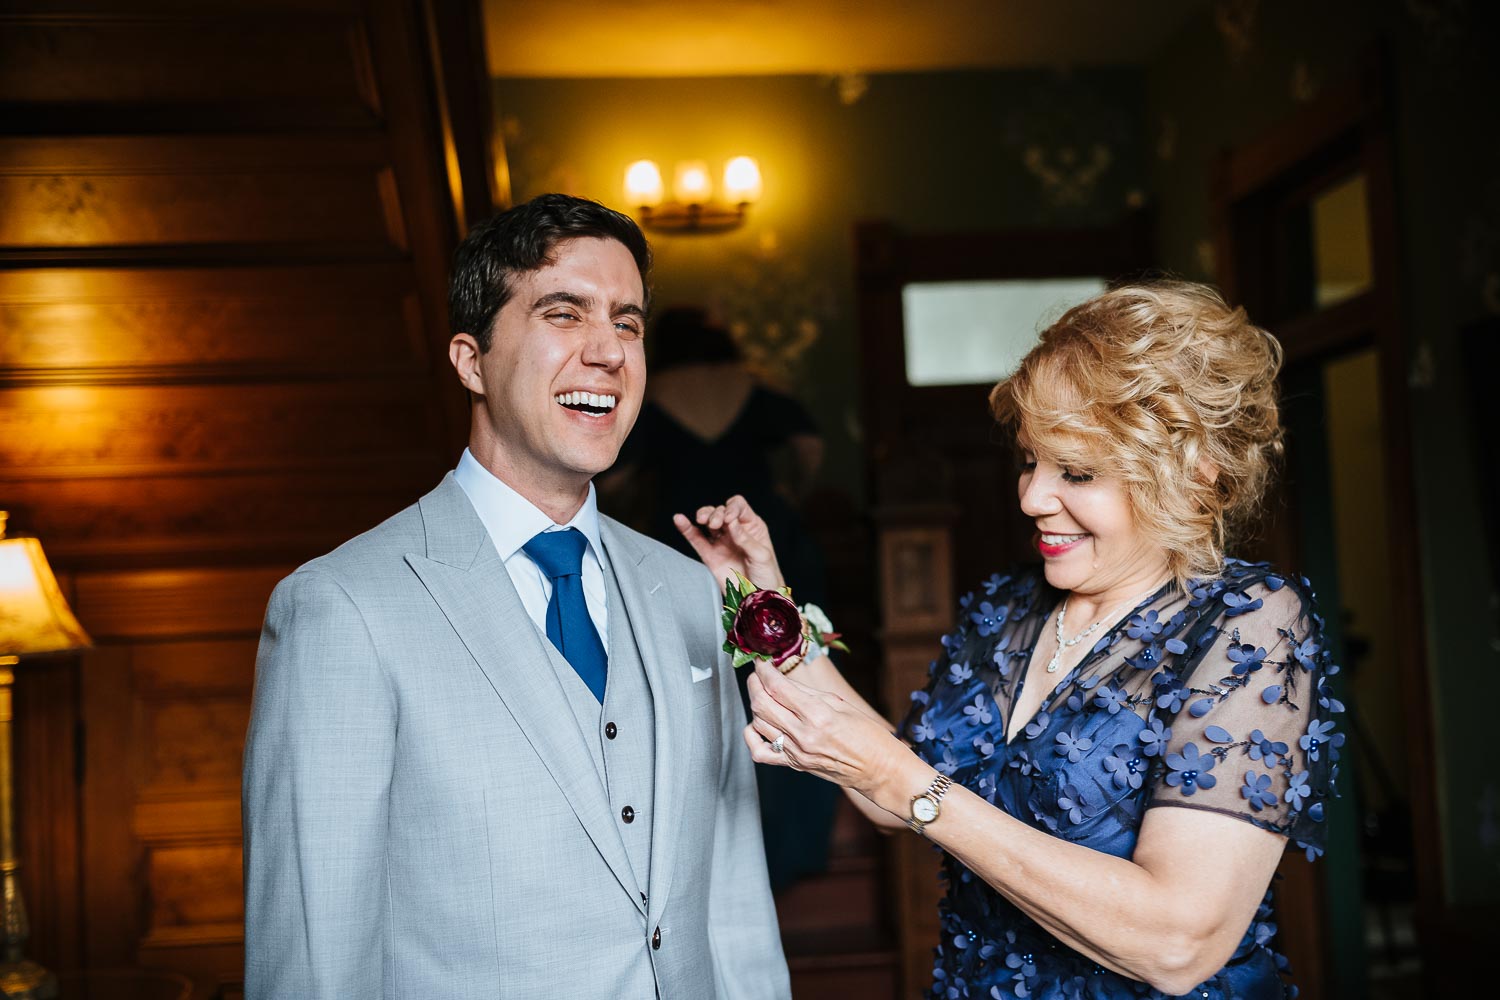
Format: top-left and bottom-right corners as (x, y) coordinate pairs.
(449, 333), (484, 395)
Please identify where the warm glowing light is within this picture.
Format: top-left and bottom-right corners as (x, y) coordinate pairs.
(625, 156), (761, 232)
(0, 531), (91, 657)
(673, 160), (713, 204)
(624, 160), (665, 207)
(722, 156), (763, 204)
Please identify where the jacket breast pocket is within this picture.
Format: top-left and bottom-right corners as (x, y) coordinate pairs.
(692, 671), (720, 713)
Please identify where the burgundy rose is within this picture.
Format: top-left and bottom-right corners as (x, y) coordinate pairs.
(729, 589), (807, 666)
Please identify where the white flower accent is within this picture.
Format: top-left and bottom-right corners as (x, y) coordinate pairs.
(801, 602), (834, 638)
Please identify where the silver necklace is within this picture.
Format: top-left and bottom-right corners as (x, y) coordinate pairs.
(1046, 587), (1161, 673)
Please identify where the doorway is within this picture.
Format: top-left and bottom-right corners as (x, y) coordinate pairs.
(1213, 60), (1437, 1000)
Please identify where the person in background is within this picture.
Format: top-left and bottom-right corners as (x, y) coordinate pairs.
(606, 305), (839, 890)
(684, 282), (1342, 999)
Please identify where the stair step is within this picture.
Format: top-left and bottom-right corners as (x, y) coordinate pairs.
(774, 865), (884, 935)
(782, 924), (893, 959)
(788, 947), (901, 1000)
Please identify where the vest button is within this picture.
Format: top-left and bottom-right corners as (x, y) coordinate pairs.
(652, 926), (661, 949)
(605, 721), (618, 739)
(621, 805), (635, 823)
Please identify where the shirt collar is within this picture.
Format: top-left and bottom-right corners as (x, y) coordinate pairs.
(453, 448), (605, 566)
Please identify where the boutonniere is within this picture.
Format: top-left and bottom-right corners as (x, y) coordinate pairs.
(721, 572), (847, 674)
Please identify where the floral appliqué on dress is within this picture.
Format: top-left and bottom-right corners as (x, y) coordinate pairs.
(901, 562), (1341, 1000)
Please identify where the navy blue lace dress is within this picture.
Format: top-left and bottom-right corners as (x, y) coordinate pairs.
(900, 561), (1342, 1000)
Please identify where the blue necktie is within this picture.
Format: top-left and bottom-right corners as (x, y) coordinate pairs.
(523, 528), (608, 702)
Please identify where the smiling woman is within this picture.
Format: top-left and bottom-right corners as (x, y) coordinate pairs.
(680, 280), (1341, 1000)
(992, 282), (1284, 587)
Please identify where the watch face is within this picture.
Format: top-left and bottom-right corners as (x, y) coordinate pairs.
(913, 795), (939, 823)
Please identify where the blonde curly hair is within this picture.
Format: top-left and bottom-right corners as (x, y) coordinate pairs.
(989, 281), (1285, 585)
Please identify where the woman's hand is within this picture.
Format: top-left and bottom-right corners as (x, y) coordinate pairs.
(742, 659), (914, 803)
(674, 495), (785, 592)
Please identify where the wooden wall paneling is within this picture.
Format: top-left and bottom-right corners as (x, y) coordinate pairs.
(79, 643), (142, 969)
(132, 640), (254, 956)
(80, 637), (252, 992)
(0, 136), (408, 254)
(878, 526), (960, 637)
(0, 382), (442, 474)
(76, 569), (283, 994)
(0, 264), (427, 383)
(144, 843), (244, 946)
(882, 640), (944, 999)
(5, 468), (436, 568)
(0, 0), (381, 133)
(74, 570), (287, 642)
(14, 654), (83, 974)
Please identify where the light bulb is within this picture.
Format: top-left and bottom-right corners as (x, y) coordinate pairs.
(723, 156), (763, 204)
(673, 160), (713, 204)
(624, 160), (664, 208)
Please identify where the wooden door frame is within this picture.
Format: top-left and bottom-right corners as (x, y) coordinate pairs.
(1210, 47), (1444, 976)
(854, 211), (1156, 486)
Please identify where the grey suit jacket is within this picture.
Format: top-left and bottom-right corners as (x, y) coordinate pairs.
(242, 474), (789, 999)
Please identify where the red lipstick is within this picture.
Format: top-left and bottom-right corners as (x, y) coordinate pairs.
(1035, 532), (1088, 559)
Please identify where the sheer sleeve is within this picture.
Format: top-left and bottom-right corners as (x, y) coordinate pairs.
(1147, 574), (1342, 858)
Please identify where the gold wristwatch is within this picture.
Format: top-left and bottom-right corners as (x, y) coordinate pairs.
(907, 773), (952, 834)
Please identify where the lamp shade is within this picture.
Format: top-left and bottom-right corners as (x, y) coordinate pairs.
(0, 534), (91, 658)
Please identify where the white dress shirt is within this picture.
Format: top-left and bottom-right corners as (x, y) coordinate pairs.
(453, 448), (609, 648)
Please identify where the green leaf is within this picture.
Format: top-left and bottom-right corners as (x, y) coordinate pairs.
(733, 571), (756, 599)
(725, 584), (743, 613)
(722, 639), (737, 656)
(731, 648), (755, 669)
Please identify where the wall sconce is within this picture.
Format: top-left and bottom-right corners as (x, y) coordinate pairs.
(624, 156), (762, 233)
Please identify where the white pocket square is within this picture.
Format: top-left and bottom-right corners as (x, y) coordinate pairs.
(690, 664), (714, 684)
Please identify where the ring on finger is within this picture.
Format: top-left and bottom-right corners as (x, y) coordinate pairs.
(770, 735), (785, 753)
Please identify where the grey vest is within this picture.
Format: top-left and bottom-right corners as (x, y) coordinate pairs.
(546, 548), (657, 895)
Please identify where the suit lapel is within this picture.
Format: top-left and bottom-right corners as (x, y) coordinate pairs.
(601, 517), (693, 926)
(405, 476), (644, 914)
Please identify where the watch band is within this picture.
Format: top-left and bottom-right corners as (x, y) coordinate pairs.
(907, 772), (953, 834)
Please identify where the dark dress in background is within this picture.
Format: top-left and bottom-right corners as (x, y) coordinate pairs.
(620, 385), (825, 601)
(902, 560), (1341, 999)
(614, 384), (839, 890)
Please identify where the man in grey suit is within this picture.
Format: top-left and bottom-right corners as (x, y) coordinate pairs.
(242, 194), (790, 999)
